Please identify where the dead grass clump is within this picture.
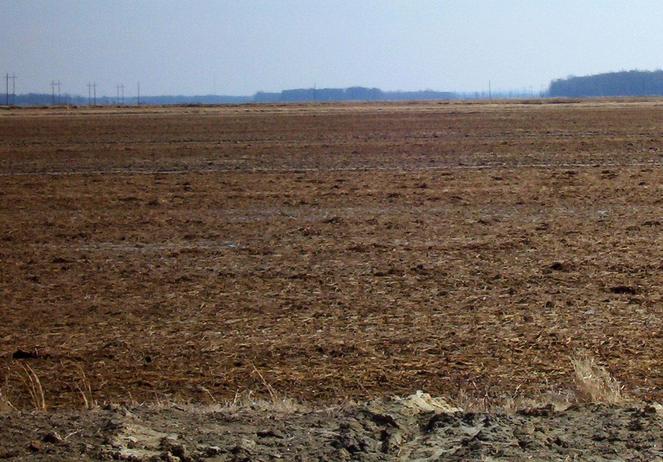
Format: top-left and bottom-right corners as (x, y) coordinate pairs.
(223, 390), (304, 414)
(139, 392), (306, 416)
(572, 356), (626, 404)
(236, 363), (304, 413)
(147, 364), (306, 415)
(15, 363), (47, 411)
(74, 364), (97, 410)
(450, 355), (629, 412)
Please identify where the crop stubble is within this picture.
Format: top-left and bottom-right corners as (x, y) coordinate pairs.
(1, 101), (662, 409)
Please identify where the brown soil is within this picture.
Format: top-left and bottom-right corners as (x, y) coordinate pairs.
(1, 101), (663, 413)
(1, 396), (662, 461)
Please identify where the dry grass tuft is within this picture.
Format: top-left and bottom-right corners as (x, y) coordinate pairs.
(140, 391), (306, 415)
(142, 365), (306, 415)
(235, 362), (303, 413)
(572, 355), (626, 404)
(74, 364), (97, 410)
(15, 363), (47, 411)
(450, 355), (630, 412)
(224, 390), (305, 414)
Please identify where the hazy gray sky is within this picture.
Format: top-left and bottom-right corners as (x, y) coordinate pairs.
(3, 0), (663, 96)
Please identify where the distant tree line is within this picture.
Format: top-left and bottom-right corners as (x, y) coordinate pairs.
(549, 70), (663, 97)
(254, 87), (457, 103)
(6, 87), (458, 106)
(6, 85), (546, 107)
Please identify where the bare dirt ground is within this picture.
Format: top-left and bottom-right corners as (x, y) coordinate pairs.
(1, 101), (663, 459)
(1, 394), (663, 461)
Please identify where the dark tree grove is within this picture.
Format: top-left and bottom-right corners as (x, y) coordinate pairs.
(549, 70), (663, 97)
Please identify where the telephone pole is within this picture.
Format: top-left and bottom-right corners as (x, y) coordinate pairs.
(136, 81), (140, 106)
(93, 82), (97, 106)
(116, 84), (125, 105)
(51, 80), (62, 105)
(116, 84), (124, 105)
(87, 83), (92, 105)
(4, 73), (8, 106)
(10, 74), (16, 105)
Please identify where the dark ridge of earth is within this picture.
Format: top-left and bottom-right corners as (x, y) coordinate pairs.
(1, 394), (662, 461)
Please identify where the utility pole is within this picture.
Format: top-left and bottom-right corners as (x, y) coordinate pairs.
(87, 83), (92, 105)
(488, 80), (492, 101)
(93, 82), (97, 106)
(10, 74), (16, 105)
(116, 84), (125, 105)
(136, 82), (140, 106)
(51, 81), (61, 105)
(5, 73), (8, 106)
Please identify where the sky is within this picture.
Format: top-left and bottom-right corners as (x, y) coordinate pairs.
(3, 0), (663, 97)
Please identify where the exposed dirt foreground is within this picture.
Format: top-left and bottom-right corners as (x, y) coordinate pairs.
(1, 394), (663, 461)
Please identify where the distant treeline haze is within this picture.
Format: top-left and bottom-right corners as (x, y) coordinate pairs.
(549, 70), (663, 97)
(254, 87), (455, 102)
(7, 87), (458, 106)
(6, 86), (546, 106)
(13, 71), (663, 105)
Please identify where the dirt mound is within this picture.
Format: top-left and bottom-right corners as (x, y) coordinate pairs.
(1, 392), (662, 461)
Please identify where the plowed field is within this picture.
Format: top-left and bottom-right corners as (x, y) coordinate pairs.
(1, 101), (663, 410)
